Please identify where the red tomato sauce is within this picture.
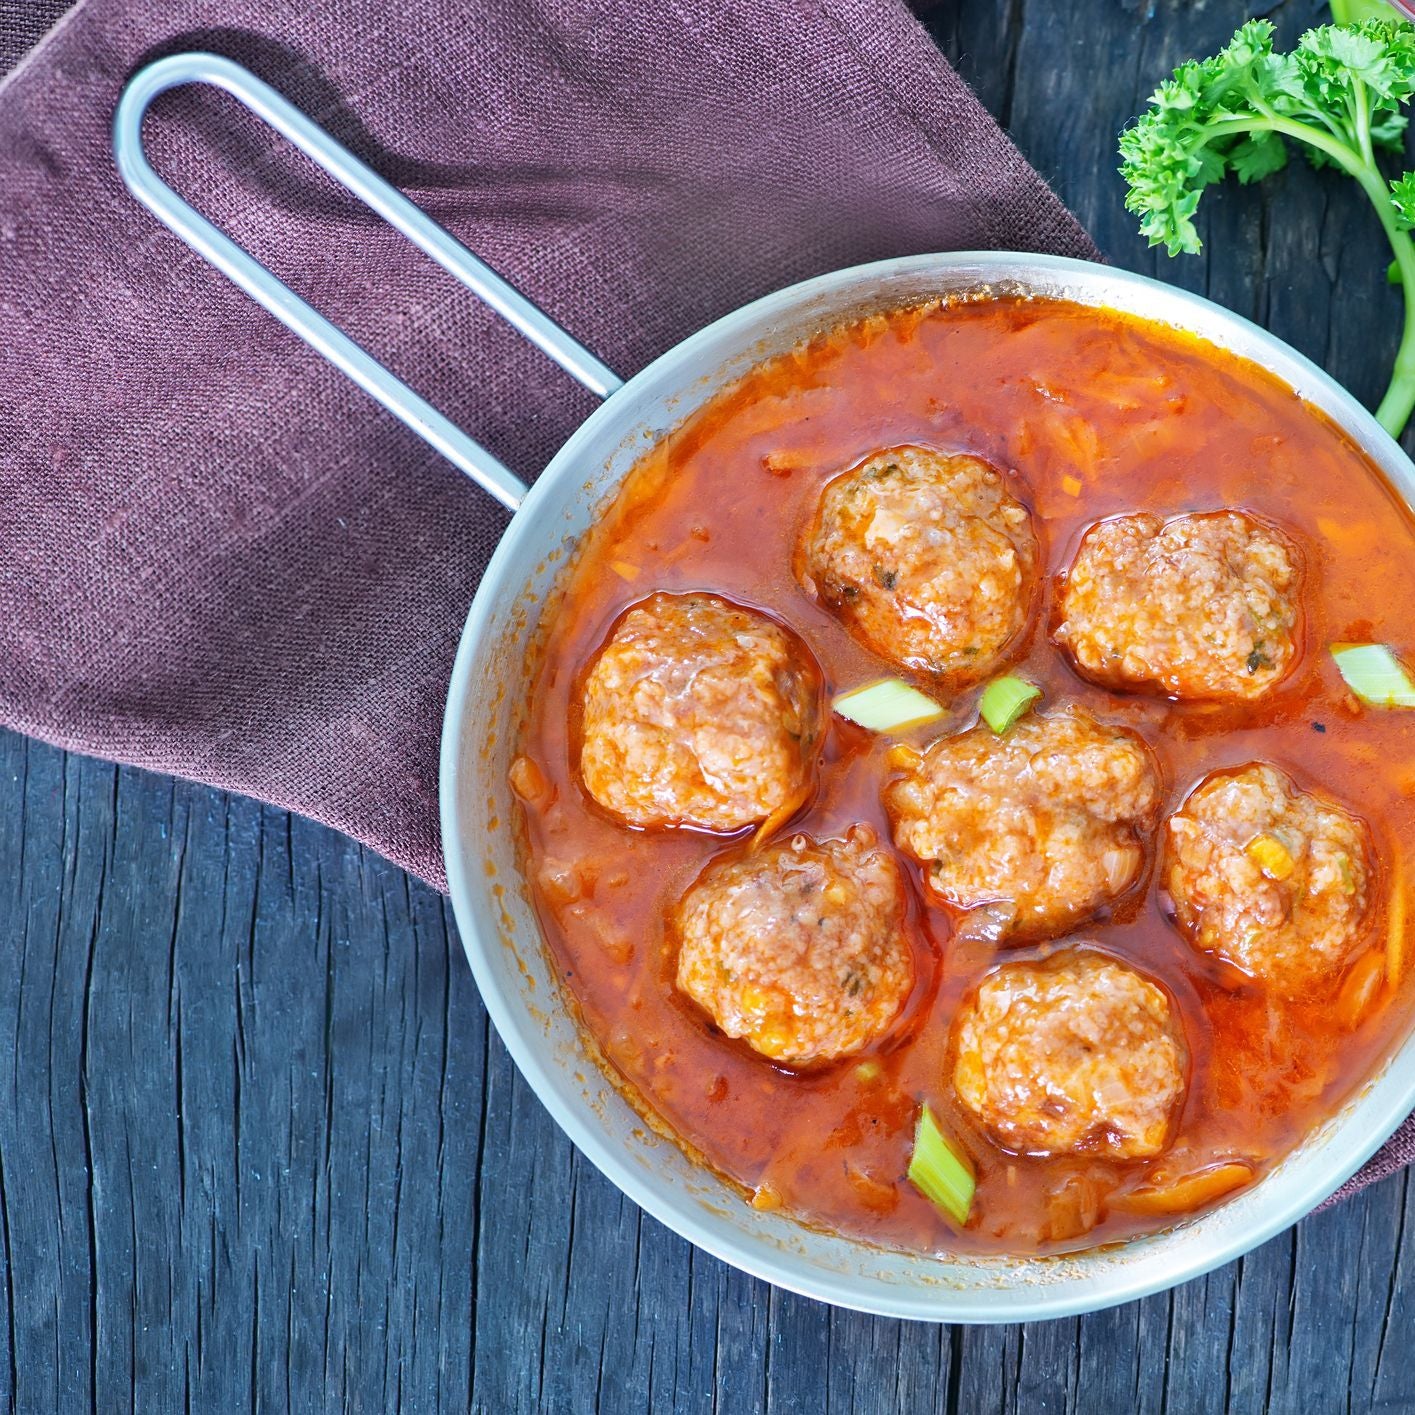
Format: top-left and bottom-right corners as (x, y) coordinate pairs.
(512, 297), (1415, 1254)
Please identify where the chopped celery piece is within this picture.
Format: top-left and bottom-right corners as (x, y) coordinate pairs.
(1330, 643), (1415, 708)
(978, 675), (1041, 734)
(907, 1105), (975, 1227)
(832, 678), (945, 733)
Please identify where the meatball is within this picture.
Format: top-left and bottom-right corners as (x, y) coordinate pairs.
(579, 593), (822, 832)
(1164, 764), (1372, 995)
(797, 447), (1039, 684)
(884, 707), (1160, 939)
(952, 951), (1186, 1159)
(674, 825), (914, 1065)
(1054, 510), (1302, 700)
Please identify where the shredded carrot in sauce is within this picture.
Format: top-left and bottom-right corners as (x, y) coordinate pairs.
(515, 297), (1415, 1255)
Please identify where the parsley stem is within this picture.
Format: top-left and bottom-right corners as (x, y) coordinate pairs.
(1353, 80), (1375, 168)
(1198, 114), (1415, 439)
(1122, 20), (1415, 440)
(1371, 230), (1415, 438)
(1314, 132), (1415, 437)
(1200, 113), (1358, 168)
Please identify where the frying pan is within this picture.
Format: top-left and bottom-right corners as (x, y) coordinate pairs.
(114, 51), (1415, 1321)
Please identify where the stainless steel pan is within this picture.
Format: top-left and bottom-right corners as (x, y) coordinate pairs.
(115, 52), (1415, 1322)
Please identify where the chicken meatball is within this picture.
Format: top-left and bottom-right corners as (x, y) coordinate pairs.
(798, 447), (1039, 684)
(579, 593), (822, 832)
(674, 825), (914, 1065)
(1164, 764), (1372, 995)
(1054, 510), (1302, 700)
(885, 707), (1160, 939)
(953, 951), (1186, 1159)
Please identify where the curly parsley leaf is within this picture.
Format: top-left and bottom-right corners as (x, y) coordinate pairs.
(1120, 17), (1415, 436)
(1392, 169), (1415, 227)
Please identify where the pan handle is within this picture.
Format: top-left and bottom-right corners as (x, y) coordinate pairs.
(112, 52), (625, 514)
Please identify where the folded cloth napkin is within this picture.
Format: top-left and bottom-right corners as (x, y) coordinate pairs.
(2, 0), (1407, 1196)
(0, 0), (1090, 882)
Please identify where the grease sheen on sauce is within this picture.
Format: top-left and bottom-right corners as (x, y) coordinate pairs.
(515, 297), (1415, 1255)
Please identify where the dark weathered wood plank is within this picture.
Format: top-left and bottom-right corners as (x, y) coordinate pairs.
(0, 732), (510, 1412)
(5, 1), (1415, 1411)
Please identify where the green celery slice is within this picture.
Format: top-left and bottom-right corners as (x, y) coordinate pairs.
(832, 678), (946, 733)
(907, 1105), (975, 1227)
(978, 675), (1041, 733)
(1330, 643), (1415, 708)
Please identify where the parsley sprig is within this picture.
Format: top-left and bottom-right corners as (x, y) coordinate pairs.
(1120, 17), (1415, 437)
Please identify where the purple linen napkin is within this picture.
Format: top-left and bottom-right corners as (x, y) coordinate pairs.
(2, 0), (1406, 1195)
(0, 0), (1090, 883)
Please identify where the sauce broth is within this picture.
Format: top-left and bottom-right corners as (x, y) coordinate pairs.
(513, 296), (1415, 1254)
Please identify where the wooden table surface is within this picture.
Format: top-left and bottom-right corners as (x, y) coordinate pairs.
(6, 0), (1415, 1410)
